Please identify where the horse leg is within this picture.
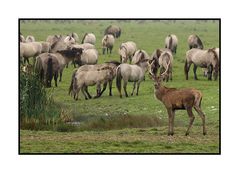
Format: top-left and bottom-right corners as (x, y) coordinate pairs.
(131, 82), (136, 96)
(108, 80), (113, 96)
(167, 108), (175, 136)
(185, 61), (191, 80)
(194, 105), (207, 135)
(123, 81), (128, 97)
(84, 86), (92, 99)
(99, 82), (107, 97)
(185, 107), (195, 136)
(207, 64), (213, 80)
(81, 86), (88, 100)
(54, 73), (58, 87)
(136, 82), (141, 96)
(169, 68), (173, 81)
(94, 84), (101, 98)
(59, 69), (63, 82)
(193, 64), (198, 80)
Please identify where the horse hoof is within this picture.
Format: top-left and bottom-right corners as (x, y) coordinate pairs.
(131, 93), (133, 96)
(185, 132), (189, 136)
(203, 132), (207, 135)
(120, 95), (122, 98)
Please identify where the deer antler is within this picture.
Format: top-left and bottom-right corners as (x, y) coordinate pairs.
(149, 59), (155, 76)
(161, 61), (170, 77)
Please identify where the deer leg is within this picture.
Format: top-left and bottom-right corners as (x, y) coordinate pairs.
(185, 107), (195, 136)
(194, 106), (207, 135)
(131, 82), (136, 96)
(167, 108), (175, 136)
(123, 81), (128, 97)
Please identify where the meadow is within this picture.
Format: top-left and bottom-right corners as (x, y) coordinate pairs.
(20, 20), (220, 153)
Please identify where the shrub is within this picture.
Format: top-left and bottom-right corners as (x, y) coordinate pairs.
(20, 70), (68, 130)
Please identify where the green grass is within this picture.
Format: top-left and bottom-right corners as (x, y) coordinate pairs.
(20, 20), (220, 153)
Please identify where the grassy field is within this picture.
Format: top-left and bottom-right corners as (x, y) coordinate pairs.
(20, 20), (220, 153)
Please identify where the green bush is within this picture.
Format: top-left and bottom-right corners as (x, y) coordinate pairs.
(20, 71), (62, 130)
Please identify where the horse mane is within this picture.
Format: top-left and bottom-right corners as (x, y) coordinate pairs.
(57, 49), (75, 58)
(105, 60), (121, 66)
(120, 45), (127, 52)
(51, 40), (59, 50)
(135, 51), (145, 65)
(81, 33), (88, 44)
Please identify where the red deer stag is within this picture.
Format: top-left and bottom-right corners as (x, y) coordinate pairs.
(150, 66), (206, 136)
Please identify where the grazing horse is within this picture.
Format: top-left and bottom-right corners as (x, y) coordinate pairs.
(118, 41), (137, 63)
(81, 33), (96, 45)
(104, 25), (121, 38)
(69, 66), (114, 100)
(185, 48), (219, 80)
(102, 34), (115, 55)
(203, 48), (220, 76)
(35, 54), (60, 87)
(20, 42), (42, 64)
(116, 53), (149, 98)
(165, 34), (178, 54)
(188, 34), (204, 49)
(73, 48), (98, 67)
(69, 61), (120, 98)
(149, 49), (173, 82)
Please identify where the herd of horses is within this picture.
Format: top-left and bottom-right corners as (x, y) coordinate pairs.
(20, 24), (219, 135)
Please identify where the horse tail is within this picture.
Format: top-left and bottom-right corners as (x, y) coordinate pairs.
(81, 33), (88, 44)
(116, 66), (122, 97)
(69, 70), (77, 96)
(46, 56), (53, 87)
(168, 35), (173, 50)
